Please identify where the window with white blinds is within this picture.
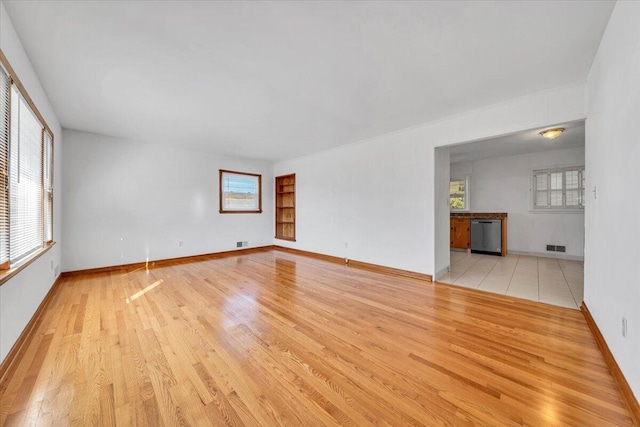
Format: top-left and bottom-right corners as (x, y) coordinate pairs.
(0, 58), (54, 270)
(533, 166), (585, 210)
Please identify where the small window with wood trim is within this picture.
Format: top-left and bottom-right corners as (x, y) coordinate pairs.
(219, 169), (262, 213)
(450, 176), (469, 211)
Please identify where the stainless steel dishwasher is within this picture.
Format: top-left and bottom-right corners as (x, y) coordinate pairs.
(470, 219), (502, 256)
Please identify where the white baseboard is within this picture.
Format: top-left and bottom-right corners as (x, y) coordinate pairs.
(508, 249), (584, 262)
(434, 266), (450, 280)
(450, 248), (469, 253)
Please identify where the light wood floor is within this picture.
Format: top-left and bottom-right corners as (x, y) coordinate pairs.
(0, 249), (633, 426)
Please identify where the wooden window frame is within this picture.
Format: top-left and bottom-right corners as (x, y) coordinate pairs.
(219, 169), (262, 214)
(0, 48), (55, 280)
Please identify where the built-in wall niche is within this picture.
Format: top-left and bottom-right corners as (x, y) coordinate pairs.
(275, 174), (295, 241)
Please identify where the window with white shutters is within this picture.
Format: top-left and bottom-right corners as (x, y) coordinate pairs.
(532, 166), (585, 210)
(0, 53), (54, 272)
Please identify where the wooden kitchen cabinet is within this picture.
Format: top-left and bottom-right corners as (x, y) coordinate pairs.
(450, 212), (508, 256)
(450, 218), (470, 249)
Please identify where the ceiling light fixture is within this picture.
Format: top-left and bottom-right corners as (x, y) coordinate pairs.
(539, 128), (565, 140)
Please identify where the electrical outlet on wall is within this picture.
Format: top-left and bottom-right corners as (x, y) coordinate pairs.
(622, 317), (627, 337)
(178, 240), (184, 247)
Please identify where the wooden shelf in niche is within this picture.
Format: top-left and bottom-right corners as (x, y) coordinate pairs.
(275, 174), (296, 241)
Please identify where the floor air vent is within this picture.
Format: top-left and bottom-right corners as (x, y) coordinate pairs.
(546, 245), (566, 253)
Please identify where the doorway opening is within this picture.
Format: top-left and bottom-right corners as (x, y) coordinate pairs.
(434, 120), (585, 309)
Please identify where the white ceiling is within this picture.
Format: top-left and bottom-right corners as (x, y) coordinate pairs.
(449, 121), (585, 164)
(3, 1), (614, 162)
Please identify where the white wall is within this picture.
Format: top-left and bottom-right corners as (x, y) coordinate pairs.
(0, 2), (63, 362)
(62, 130), (273, 271)
(273, 132), (432, 274)
(585, 1), (640, 400)
(274, 82), (587, 275)
(434, 147), (450, 278)
(451, 146), (585, 259)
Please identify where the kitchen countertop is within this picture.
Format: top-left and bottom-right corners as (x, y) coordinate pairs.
(450, 212), (508, 219)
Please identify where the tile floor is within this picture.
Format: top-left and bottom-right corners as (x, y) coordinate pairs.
(437, 250), (584, 309)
